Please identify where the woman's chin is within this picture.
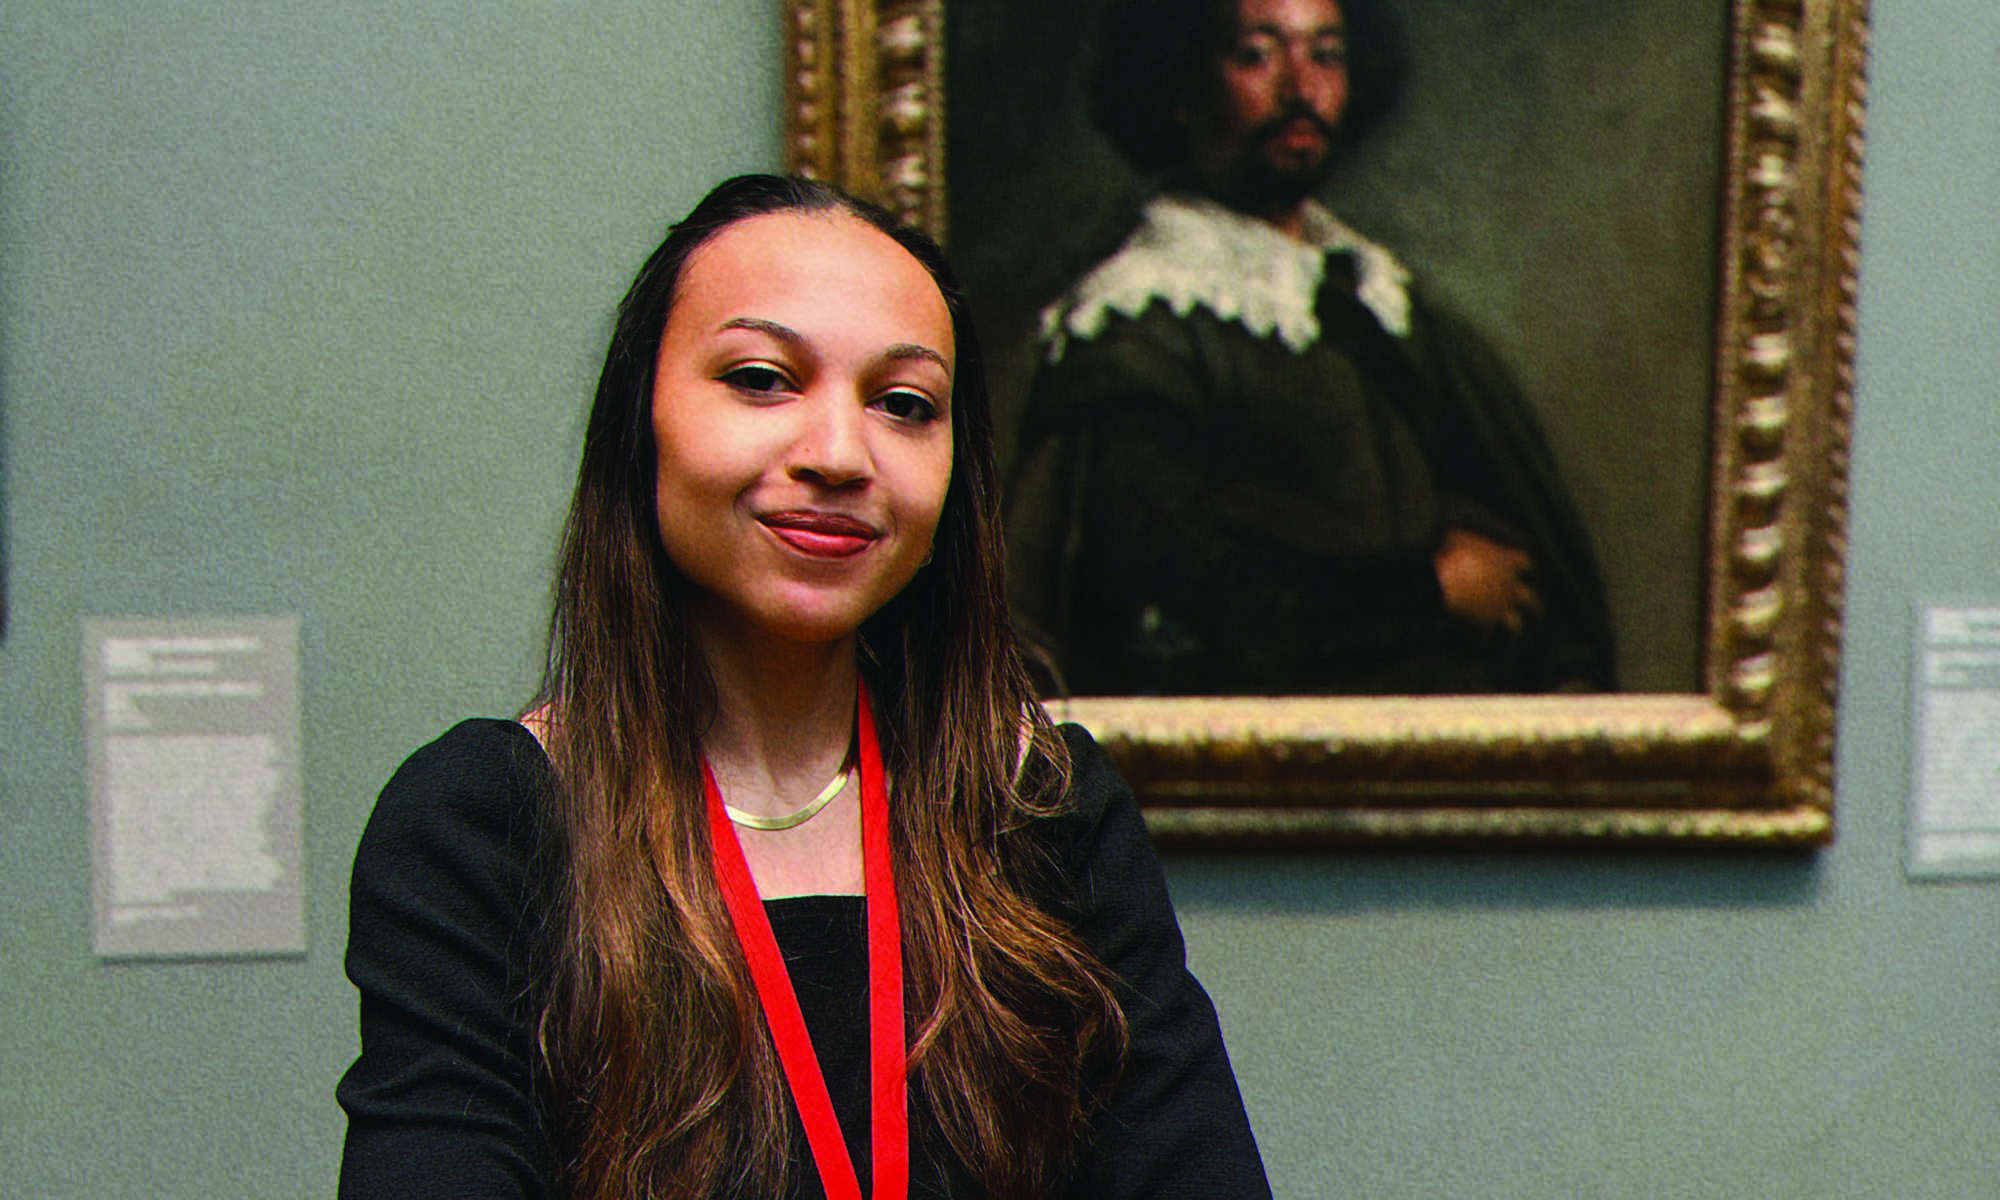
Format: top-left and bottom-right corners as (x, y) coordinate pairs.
(688, 575), (919, 655)
(734, 601), (872, 652)
(763, 578), (920, 646)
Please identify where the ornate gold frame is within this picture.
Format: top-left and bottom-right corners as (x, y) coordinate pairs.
(783, 0), (1868, 846)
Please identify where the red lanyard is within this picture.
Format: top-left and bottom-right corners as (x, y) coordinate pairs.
(704, 681), (907, 1200)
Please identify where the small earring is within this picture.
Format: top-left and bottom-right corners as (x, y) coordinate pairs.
(919, 543), (935, 568)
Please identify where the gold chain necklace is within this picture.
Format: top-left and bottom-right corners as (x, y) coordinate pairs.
(723, 765), (854, 832)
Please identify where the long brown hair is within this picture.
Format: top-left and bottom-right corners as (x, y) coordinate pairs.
(534, 174), (1126, 1198)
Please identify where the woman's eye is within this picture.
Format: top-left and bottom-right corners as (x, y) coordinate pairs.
(719, 364), (792, 394)
(875, 389), (939, 423)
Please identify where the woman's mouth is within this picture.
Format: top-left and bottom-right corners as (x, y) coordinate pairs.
(759, 511), (881, 559)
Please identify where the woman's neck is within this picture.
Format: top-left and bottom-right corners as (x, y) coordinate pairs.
(696, 617), (862, 822)
(695, 619), (870, 897)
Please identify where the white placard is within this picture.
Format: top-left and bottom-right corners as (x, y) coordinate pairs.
(1909, 605), (2000, 880)
(86, 617), (306, 956)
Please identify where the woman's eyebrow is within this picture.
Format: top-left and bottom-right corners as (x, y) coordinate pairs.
(884, 342), (952, 377)
(718, 316), (805, 346)
(721, 318), (949, 377)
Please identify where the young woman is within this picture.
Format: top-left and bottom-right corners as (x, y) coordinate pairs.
(336, 175), (1271, 1200)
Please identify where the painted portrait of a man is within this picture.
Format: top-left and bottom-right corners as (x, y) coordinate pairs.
(996, 0), (1618, 696)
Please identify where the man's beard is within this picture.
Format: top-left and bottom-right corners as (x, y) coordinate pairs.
(1230, 101), (1342, 210)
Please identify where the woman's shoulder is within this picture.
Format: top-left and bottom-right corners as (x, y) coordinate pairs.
(385, 717), (548, 786)
(354, 719), (554, 891)
(1049, 721), (1123, 818)
(1032, 721), (1148, 873)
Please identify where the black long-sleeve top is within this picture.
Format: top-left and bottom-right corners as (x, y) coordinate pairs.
(336, 719), (1271, 1198)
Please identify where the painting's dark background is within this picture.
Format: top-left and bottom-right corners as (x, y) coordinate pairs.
(949, 0), (1729, 693)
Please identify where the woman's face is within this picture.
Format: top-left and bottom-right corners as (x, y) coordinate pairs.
(650, 210), (955, 649)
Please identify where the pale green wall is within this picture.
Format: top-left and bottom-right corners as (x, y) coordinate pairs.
(2, 2), (1994, 1197)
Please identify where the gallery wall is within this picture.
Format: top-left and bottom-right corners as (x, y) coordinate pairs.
(2, 1), (1995, 1196)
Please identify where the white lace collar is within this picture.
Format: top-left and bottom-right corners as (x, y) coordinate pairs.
(1039, 192), (1412, 362)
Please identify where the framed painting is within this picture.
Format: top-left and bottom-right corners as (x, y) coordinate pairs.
(782, 0), (1868, 845)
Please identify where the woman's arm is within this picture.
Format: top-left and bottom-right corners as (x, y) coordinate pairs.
(336, 720), (558, 1199)
(1052, 725), (1274, 1199)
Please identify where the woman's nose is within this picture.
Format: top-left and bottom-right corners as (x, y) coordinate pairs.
(788, 392), (873, 487)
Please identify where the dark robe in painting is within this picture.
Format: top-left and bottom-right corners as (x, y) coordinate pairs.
(1007, 192), (1613, 696)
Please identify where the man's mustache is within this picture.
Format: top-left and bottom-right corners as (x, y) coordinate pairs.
(1252, 102), (1340, 144)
